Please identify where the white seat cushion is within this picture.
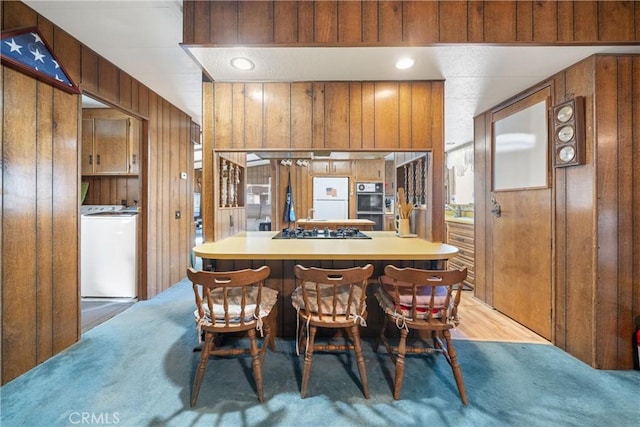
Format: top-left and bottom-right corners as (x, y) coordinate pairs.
(195, 286), (278, 326)
(291, 282), (365, 316)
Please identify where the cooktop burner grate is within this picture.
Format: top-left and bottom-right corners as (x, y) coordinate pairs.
(272, 227), (371, 239)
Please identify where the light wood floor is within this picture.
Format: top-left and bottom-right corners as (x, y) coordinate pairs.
(451, 290), (550, 344)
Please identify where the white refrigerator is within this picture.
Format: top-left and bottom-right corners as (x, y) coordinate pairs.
(312, 177), (349, 220)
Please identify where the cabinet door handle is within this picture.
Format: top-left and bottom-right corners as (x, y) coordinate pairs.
(89, 154), (93, 165)
(96, 154), (101, 165)
(132, 154), (137, 165)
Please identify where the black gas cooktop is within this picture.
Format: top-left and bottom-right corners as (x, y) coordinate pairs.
(272, 227), (371, 239)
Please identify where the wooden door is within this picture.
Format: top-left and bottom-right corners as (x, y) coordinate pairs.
(491, 189), (552, 339)
(489, 87), (552, 340)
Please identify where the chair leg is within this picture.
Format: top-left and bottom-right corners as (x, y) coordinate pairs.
(248, 328), (265, 402)
(297, 324), (307, 355)
(393, 327), (409, 400)
(260, 311), (277, 364)
(268, 306), (278, 352)
(350, 325), (370, 399)
(374, 314), (389, 352)
(191, 332), (214, 407)
(300, 325), (317, 398)
(443, 330), (467, 405)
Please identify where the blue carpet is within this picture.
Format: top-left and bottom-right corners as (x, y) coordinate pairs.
(1, 279), (638, 427)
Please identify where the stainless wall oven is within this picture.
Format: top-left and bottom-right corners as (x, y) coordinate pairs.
(355, 182), (384, 230)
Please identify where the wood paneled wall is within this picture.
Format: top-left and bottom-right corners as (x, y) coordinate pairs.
(202, 81), (444, 242)
(82, 176), (140, 206)
(1, 2), (194, 383)
(184, 0), (640, 46)
(204, 81), (442, 151)
(474, 54), (640, 369)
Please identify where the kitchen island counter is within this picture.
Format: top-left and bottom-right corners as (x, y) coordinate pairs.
(193, 231), (460, 338)
(193, 231), (458, 261)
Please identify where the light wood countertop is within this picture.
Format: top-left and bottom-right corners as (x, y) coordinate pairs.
(193, 231), (459, 261)
(445, 216), (474, 225)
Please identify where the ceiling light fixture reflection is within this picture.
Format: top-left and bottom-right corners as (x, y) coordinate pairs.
(230, 57), (255, 71)
(395, 57), (415, 70)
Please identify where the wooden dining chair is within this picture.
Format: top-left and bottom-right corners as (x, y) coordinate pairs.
(292, 263), (374, 398)
(374, 265), (468, 404)
(187, 266), (278, 406)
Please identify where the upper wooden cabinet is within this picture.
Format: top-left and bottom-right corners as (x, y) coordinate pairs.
(82, 109), (140, 175)
(311, 160), (352, 176)
(355, 159), (384, 181)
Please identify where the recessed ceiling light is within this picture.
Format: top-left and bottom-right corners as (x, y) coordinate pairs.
(395, 57), (415, 70)
(230, 57), (254, 71)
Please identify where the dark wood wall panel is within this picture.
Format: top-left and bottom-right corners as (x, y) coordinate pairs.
(97, 58), (119, 105)
(239, 1), (273, 44)
(406, 0), (439, 43)
(291, 83), (313, 150)
(314, 1), (338, 43)
(80, 46), (98, 93)
(483, 1), (516, 42)
(35, 80), (54, 365)
(82, 176), (140, 206)
(51, 87), (80, 353)
(324, 82), (350, 150)
(2, 1), (195, 383)
(594, 56), (621, 369)
(599, 1), (636, 41)
(472, 113), (490, 304)
(53, 26), (81, 87)
(553, 59), (596, 362)
(147, 93), (160, 297)
(633, 56), (640, 369)
(338, 1), (362, 43)
(613, 56), (634, 370)
(183, 1), (640, 46)
(264, 83), (290, 149)
(2, 68), (39, 382)
(593, 55), (639, 369)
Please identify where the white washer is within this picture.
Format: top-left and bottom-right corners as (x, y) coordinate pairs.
(81, 208), (138, 298)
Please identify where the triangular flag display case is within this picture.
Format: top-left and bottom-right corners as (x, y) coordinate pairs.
(1, 26), (80, 94)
